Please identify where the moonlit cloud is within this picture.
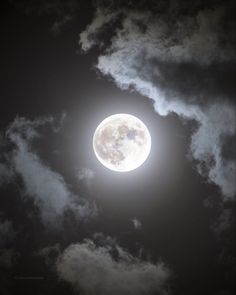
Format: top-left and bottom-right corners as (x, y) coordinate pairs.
(77, 168), (95, 181)
(56, 238), (170, 295)
(79, 8), (119, 52)
(81, 5), (235, 64)
(5, 117), (97, 227)
(132, 218), (142, 230)
(79, 3), (236, 199)
(190, 103), (236, 198)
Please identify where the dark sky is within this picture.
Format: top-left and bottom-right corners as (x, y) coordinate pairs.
(0, 1), (235, 295)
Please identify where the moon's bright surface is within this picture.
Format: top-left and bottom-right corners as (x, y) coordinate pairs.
(93, 114), (151, 172)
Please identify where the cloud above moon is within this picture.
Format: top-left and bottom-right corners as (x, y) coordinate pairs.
(79, 1), (236, 199)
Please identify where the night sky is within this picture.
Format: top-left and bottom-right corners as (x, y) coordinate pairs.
(0, 1), (235, 295)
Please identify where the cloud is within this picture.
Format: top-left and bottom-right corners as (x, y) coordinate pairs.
(81, 5), (235, 63)
(190, 103), (236, 198)
(52, 112), (67, 133)
(5, 116), (97, 227)
(212, 206), (235, 235)
(79, 3), (236, 199)
(56, 238), (170, 295)
(132, 218), (142, 230)
(37, 244), (61, 267)
(0, 135), (15, 186)
(79, 8), (119, 51)
(77, 168), (95, 181)
(0, 163), (14, 186)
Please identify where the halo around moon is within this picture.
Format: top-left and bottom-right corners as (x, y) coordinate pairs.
(93, 114), (151, 172)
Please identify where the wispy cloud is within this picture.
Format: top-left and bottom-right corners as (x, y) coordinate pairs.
(4, 116), (97, 228)
(79, 3), (236, 200)
(76, 168), (95, 181)
(37, 243), (61, 267)
(132, 218), (142, 230)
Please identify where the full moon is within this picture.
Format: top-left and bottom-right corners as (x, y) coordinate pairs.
(93, 114), (151, 172)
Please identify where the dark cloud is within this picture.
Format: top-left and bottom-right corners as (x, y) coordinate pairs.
(0, 218), (16, 248)
(37, 243), (61, 267)
(0, 163), (14, 186)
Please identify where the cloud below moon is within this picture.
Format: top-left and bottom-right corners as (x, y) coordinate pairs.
(56, 237), (170, 295)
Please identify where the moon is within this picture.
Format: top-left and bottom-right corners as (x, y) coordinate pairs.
(93, 114), (151, 172)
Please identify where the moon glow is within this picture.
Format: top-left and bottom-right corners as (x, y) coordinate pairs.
(93, 114), (151, 172)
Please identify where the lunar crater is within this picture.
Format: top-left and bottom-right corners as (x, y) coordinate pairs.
(93, 114), (151, 172)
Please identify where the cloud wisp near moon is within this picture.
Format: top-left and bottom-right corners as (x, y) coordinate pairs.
(79, 2), (236, 199)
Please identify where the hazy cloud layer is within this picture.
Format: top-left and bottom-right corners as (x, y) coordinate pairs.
(56, 238), (170, 295)
(5, 117), (97, 227)
(79, 2), (236, 199)
(80, 7), (119, 51)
